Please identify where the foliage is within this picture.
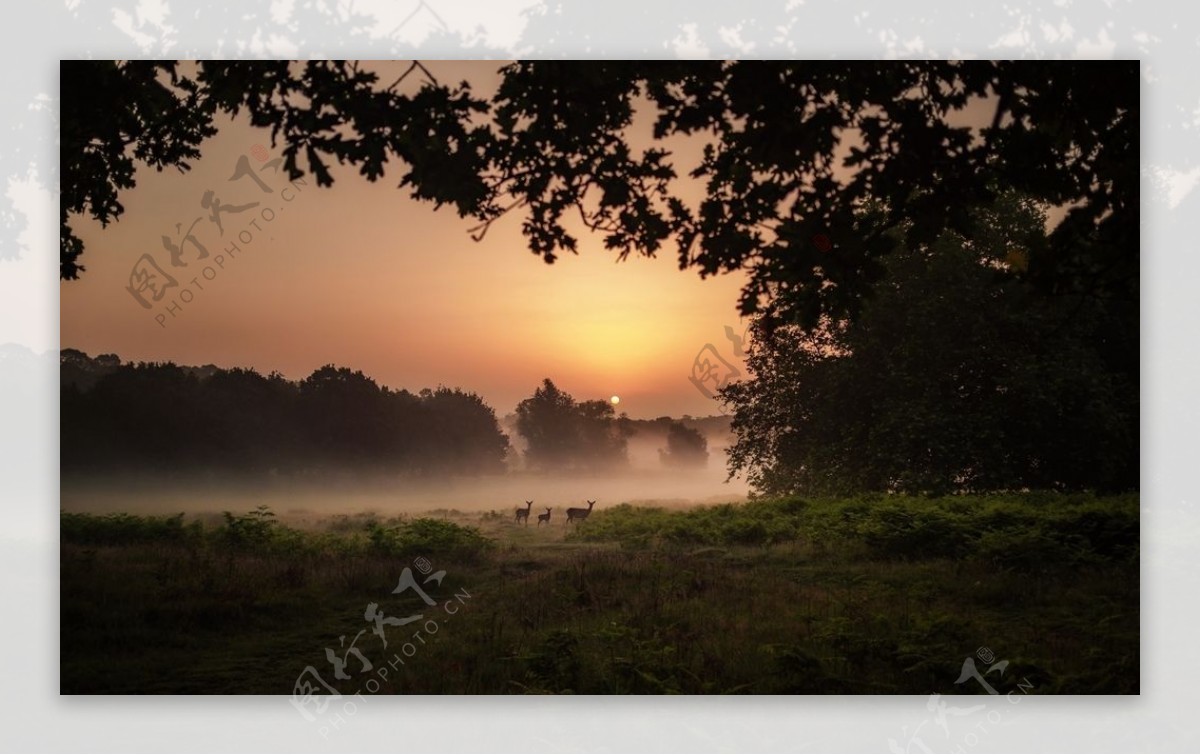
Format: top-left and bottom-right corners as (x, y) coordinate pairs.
(60, 60), (491, 279)
(513, 629), (582, 694)
(567, 493), (1139, 571)
(62, 61), (1137, 332)
(220, 505), (279, 546)
(658, 421), (709, 468)
(514, 378), (632, 470)
(567, 501), (801, 548)
(60, 511), (199, 545)
(367, 518), (493, 562)
(61, 353), (509, 477)
(722, 196), (1137, 496)
(60, 493), (1138, 694)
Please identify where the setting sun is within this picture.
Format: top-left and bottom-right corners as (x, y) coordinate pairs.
(611, 395), (620, 405)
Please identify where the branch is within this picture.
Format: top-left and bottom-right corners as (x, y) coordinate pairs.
(386, 60), (440, 92)
(466, 198), (525, 242)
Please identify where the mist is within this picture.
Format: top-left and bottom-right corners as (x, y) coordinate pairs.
(60, 449), (749, 521)
(61, 350), (749, 520)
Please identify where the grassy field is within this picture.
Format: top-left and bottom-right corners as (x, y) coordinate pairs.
(60, 493), (1139, 695)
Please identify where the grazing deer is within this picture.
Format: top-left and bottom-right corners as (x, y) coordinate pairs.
(537, 507), (552, 526)
(566, 500), (596, 524)
(515, 500), (533, 525)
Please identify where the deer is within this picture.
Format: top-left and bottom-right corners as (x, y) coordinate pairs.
(566, 500), (596, 524)
(515, 500), (533, 525)
(537, 507), (552, 526)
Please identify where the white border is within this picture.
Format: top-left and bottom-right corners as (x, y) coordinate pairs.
(1, 1), (1193, 751)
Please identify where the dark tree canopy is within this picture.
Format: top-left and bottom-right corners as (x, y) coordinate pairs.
(61, 60), (1138, 329)
(60, 59), (493, 280)
(721, 195), (1138, 496)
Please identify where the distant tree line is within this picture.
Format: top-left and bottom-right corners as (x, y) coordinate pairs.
(61, 353), (664, 478)
(61, 351), (511, 477)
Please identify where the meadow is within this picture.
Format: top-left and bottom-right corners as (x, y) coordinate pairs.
(60, 493), (1139, 695)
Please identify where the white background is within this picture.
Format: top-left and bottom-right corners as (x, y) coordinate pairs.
(1, 0), (1195, 751)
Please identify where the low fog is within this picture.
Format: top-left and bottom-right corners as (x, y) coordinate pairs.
(61, 352), (749, 520)
(61, 431), (748, 521)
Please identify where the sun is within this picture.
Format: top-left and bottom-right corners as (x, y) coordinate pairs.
(610, 395), (620, 405)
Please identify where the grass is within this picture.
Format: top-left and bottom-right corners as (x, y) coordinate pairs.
(60, 493), (1138, 694)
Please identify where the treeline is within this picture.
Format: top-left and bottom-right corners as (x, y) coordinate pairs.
(61, 351), (510, 476)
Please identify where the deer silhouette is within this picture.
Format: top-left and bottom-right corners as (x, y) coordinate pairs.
(566, 500), (596, 524)
(515, 500), (533, 525)
(537, 507), (552, 526)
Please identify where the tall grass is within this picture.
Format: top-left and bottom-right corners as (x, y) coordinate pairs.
(60, 494), (1138, 694)
(567, 493), (1139, 572)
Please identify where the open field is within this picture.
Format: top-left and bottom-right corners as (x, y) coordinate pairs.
(60, 493), (1138, 695)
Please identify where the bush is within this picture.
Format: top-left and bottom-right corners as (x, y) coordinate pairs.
(61, 512), (199, 545)
(975, 527), (1080, 573)
(1053, 507), (1138, 561)
(514, 629), (581, 694)
(566, 502), (800, 548)
(368, 518), (493, 562)
(855, 505), (974, 560)
(220, 505), (279, 547)
(565, 493), (1138, 570)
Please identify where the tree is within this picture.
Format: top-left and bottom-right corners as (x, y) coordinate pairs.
(659, 421), (709, 469)
(721, 196), (1137, 496)
(514, 379), (630, 470)
(415, 387), (510, 475)
(60, 352), (510, 476)
(514, 379), (580, 470)
(60, 60), (493, 280)
(61, 61), (1137, 330)
(200, 367), (301, 471)
(298, 365), (394, 467)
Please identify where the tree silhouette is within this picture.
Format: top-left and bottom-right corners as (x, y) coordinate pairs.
(514, 378), (630, 470)
(722, 195), (1137, 496)
(60, 351), (509, 476)
(61, 61), (1137, 329)
(60, 59), (493, 279)
(659, 421), (709, 469)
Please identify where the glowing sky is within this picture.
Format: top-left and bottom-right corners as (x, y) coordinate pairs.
(59, 61), (749, 418)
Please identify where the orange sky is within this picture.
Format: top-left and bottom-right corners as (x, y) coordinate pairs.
(60, 61), (750, 419)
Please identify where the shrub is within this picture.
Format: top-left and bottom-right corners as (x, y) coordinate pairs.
(515, 629), (582, 694)
(61, 512), (199, 545)
(856, 505), (974, 560)
(368, 518), (493, 562)
(1053, 508), (1138, 561)
(975, 527), (1079, 573)
(220, 505), (279, 547)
